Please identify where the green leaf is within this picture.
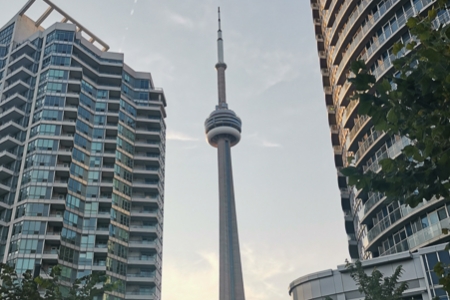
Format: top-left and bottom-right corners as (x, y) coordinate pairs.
(358, 100), (372, 115)
(350, 60), (366, 75)
(428, 8), (437, 20)
(392, 42), (404, 55)
(406, 17), (418, 28)
(379, 159), (395, 172)
(386, 108), (398, 124)
(340, 167), (359, 177)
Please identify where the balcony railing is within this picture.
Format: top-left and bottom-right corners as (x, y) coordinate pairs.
(363, 136), (411, 174)
(349, 115), (370, 142)
(354, 130), (383, 163)
(408, 216), (450, 250)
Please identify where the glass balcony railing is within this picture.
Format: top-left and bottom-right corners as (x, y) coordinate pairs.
(362, 192), (385, 216)
(380, 239), (409, 256)
(354, 130), (383, 163)
(349, 115), (370, 143)
(367, 207), (403, 242)
(407, 216), (450, 249)
(335, 0), (406, 82)
(363, 136), (411, 174)
(367, 197), (439, 245)
(332, 0), (375, 63)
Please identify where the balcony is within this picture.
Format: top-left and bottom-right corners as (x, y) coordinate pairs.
(0, 120), (25, 137)
(124, 292), (156, 300)
(358, 192), (385, 223)
(2, 79), (32, 95)
(354, 130), (384, 165)
(408, 217), (450, 251)
(127, 256), (156, 265)
(0, 149), (18, 165)
(348, 115), (370, 150)
(126, 272), (156, 283)
(0, 180), (13, 195)
(129, 240), (160, 251)
(8, 53), (36, 69)
(6, 65), (36, 82)
(335, 0), (418, 85)
(0, 92), (29, 109)
(130, 224), (158, 233)
(0, 165), (15, 180)
(332, 0), (375, 65)
(329, 0), (354, 45)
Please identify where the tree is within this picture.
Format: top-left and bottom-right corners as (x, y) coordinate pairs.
(0, 263), (113, 300)
(342, 1), (450, 209)
(0, 264), (41, 300)
(346, 260), (408, 300)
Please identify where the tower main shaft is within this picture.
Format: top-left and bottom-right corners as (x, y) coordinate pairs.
(205, 7), (246, 300)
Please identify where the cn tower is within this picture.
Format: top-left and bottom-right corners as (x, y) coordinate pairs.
(204, 8), (246, 300)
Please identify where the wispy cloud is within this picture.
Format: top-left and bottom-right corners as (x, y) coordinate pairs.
(162, 244), (297, 300)
(167, 11), (195, 29)
(246, 132), (282, 148)
(167, 130), (199, 142)
(162, 251), (218, 299)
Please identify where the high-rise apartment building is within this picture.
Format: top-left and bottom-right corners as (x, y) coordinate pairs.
(288, 1), (450, 299)
(310, 0), (450, 261)
(0, 1), (166, 299)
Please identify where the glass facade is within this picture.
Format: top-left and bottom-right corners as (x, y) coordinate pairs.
(312, 0), (450, 260)
(0, 9), (166, 300)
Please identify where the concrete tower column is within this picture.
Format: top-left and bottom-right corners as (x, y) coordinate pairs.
(205, 7), (246, 300)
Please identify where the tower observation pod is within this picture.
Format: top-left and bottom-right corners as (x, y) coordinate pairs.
(204, 7), (246, 300)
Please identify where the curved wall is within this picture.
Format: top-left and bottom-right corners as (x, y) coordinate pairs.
(310, 0), (450, 259)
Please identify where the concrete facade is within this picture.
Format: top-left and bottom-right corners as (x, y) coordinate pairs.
(290, 244), (450, 300)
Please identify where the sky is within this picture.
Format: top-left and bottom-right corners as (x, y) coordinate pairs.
(1, 1), (350, 299)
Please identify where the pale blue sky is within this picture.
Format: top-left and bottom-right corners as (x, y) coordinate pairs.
(2, 1), (350, 299)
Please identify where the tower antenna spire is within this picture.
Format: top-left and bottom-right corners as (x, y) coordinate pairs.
(218, 7), (221, 31)
(217, 6), (225, 65)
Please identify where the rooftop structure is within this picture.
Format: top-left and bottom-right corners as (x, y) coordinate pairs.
(204, 8), (246, 300)
(289, 243), (449, 300)
(0, 1), (167, 299)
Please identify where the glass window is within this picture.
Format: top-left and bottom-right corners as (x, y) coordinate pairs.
(76, 120), (92, 136)
(88, 171), (100, 182)
(94, 115), (105, 125)
(421, 215), (429, 229)
(46, 30), (74, 44)
(80, 93), (94, 109)
(93, 129), (104, 139)
(438, 208), (448, 221)
(89, 156), (101, 167)
(97, 90), (108, 99)
(429, 211), (439, 225)
(91, 143), (103, 153)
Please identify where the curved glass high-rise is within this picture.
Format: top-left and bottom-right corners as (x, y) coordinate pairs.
(0, 1), (167, 299)
(311, 0), (450, 260)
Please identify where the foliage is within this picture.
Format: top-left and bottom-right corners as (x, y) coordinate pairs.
(0, 263), (112, 300)
(0, 264), (41, 300)
(346, 260), (408, 300)
(341, 2), (450, 208)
